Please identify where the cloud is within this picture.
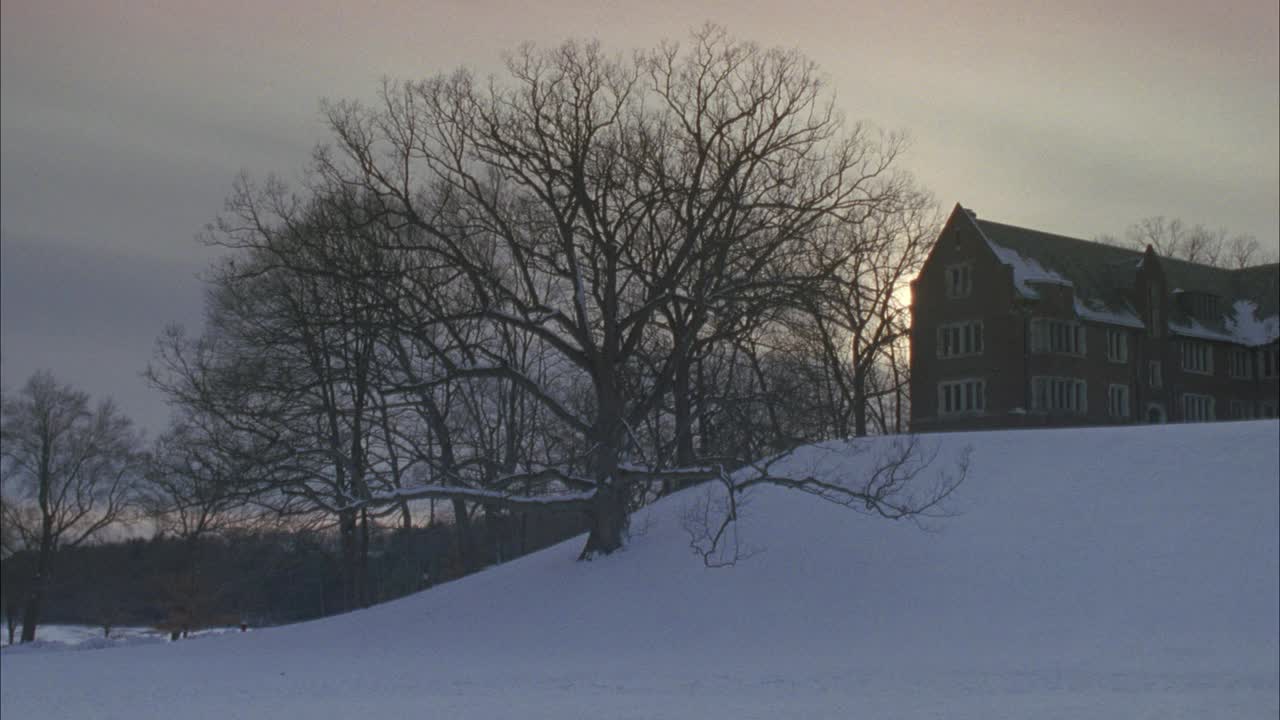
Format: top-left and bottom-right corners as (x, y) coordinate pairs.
(1, 230), (207, 434)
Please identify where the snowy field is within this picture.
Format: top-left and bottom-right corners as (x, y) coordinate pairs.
(2, 422), (1277, 719)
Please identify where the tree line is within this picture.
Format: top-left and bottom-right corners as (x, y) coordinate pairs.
(1096, 216), (1277, 269)
(1, 512), (588, 645)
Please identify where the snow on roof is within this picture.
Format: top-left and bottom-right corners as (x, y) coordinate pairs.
(1170, 300), (1279, 346)
(969, 217), (1072, 299)
(1073, 298), (1145, 329)
(1225, 299), (1280, 347)
(1169, 318), (1239, 344)
(985, 241), (1073, 298)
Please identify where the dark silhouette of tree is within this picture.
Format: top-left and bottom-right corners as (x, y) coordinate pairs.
(1097, 217), (1277, 269)
(153, 25), (966, 571)
(0, 371), (141, 643)
(309, 26), (954, 557)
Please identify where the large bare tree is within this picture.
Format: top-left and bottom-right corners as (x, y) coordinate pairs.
(308, 26), (949, 557)
(156, 27), (966, 569)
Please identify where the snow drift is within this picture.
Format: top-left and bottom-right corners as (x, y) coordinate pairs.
(3, 422), (1277, 719)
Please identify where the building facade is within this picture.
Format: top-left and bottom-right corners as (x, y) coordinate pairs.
(910, 205), (1280, 432)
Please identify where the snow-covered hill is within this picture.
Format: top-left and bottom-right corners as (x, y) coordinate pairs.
(3, 422), (1277, 719)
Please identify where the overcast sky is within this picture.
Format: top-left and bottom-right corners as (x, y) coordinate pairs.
(2, 0), (1277, 436)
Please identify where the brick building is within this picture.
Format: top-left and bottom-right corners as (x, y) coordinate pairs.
(910, 204), (1280, 431)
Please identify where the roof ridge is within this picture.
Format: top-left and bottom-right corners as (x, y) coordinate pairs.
(974, 218), (1143, 257)
(978, 218), (1278, 273)
(1234, 262), (1280, 273)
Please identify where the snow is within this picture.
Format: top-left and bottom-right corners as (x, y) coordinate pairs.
(1226, 299), (1280, 347)
(969, 221), (1072, 298)
(1072, 297), (1145, 329)
(361, 483), (596, 508)
(1169, 317), (1241, 344)
(1170, 301), (1280, 347)
(984, 240), (1074, 298)
(0, 625), (236, 651)
(3, 422), (1277, 719)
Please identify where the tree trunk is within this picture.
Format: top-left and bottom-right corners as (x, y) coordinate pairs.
(853, 366), (868, 438)
(696, 355), (714, 458)
(889, 343), (904, 434)
(358, 507), (371, 607)
(580, 392), (628, 559)
(338, 508), (358, 612)
(19, 516), (54, 643)
(450, 498), (474, 574)
(673, 352), (695, 469)
(18, 587), (42, 643)
(579, 483), (629, 559)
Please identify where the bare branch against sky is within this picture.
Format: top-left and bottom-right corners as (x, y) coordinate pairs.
(2, 0), (1277, 434)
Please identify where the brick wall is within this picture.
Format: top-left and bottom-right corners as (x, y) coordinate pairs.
(910, 212), (1279, 432)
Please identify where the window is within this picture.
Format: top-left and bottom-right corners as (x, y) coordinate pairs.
(1263, 403), (1277, 419)
(1181, 393), (1215, 422)
(1229, 349), (1252, 379)
(1148, 361), (1162, 389)
(1180, 341), (1213, 375)
(1182, 292), (1221, 323)
(1030, 319), (1086, 355)
(1105, 329), (1128, 363)
(1031, 376), (1087, 414)
(1229, 400), (1255, 420)
(937, 321), (984, 358)
(1107, 384), (1130, 419)
(946, 263), (972, 298)
(938, 378), (985, 416)
(1261, 347), (1279, 379)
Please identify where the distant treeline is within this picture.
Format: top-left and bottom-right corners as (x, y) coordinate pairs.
(1, 512), (586, 643)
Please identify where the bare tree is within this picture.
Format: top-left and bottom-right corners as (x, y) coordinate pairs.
(789, 190), (936, 437)
(157, 26), (965, 573)
(310, 26), (941, 557)
(139, 420), (261, 637)
(1098, 216), (1276, 268)
(0, 371), (140, 643)
(142, 421), (256, 541)
(150, 233), (394, 611)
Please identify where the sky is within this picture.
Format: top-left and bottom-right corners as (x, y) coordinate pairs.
(2, 0), (1277, 436)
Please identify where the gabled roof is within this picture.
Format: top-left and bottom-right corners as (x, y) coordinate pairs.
(968, 214), (1146, 329)
(958, 207), (1280, 346)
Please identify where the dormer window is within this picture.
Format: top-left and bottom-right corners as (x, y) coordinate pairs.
(946, 263), (972, 298)
(1178, 291), (1222, 323)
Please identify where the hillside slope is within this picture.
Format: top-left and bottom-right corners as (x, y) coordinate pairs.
(3, 422), (1277, 719)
